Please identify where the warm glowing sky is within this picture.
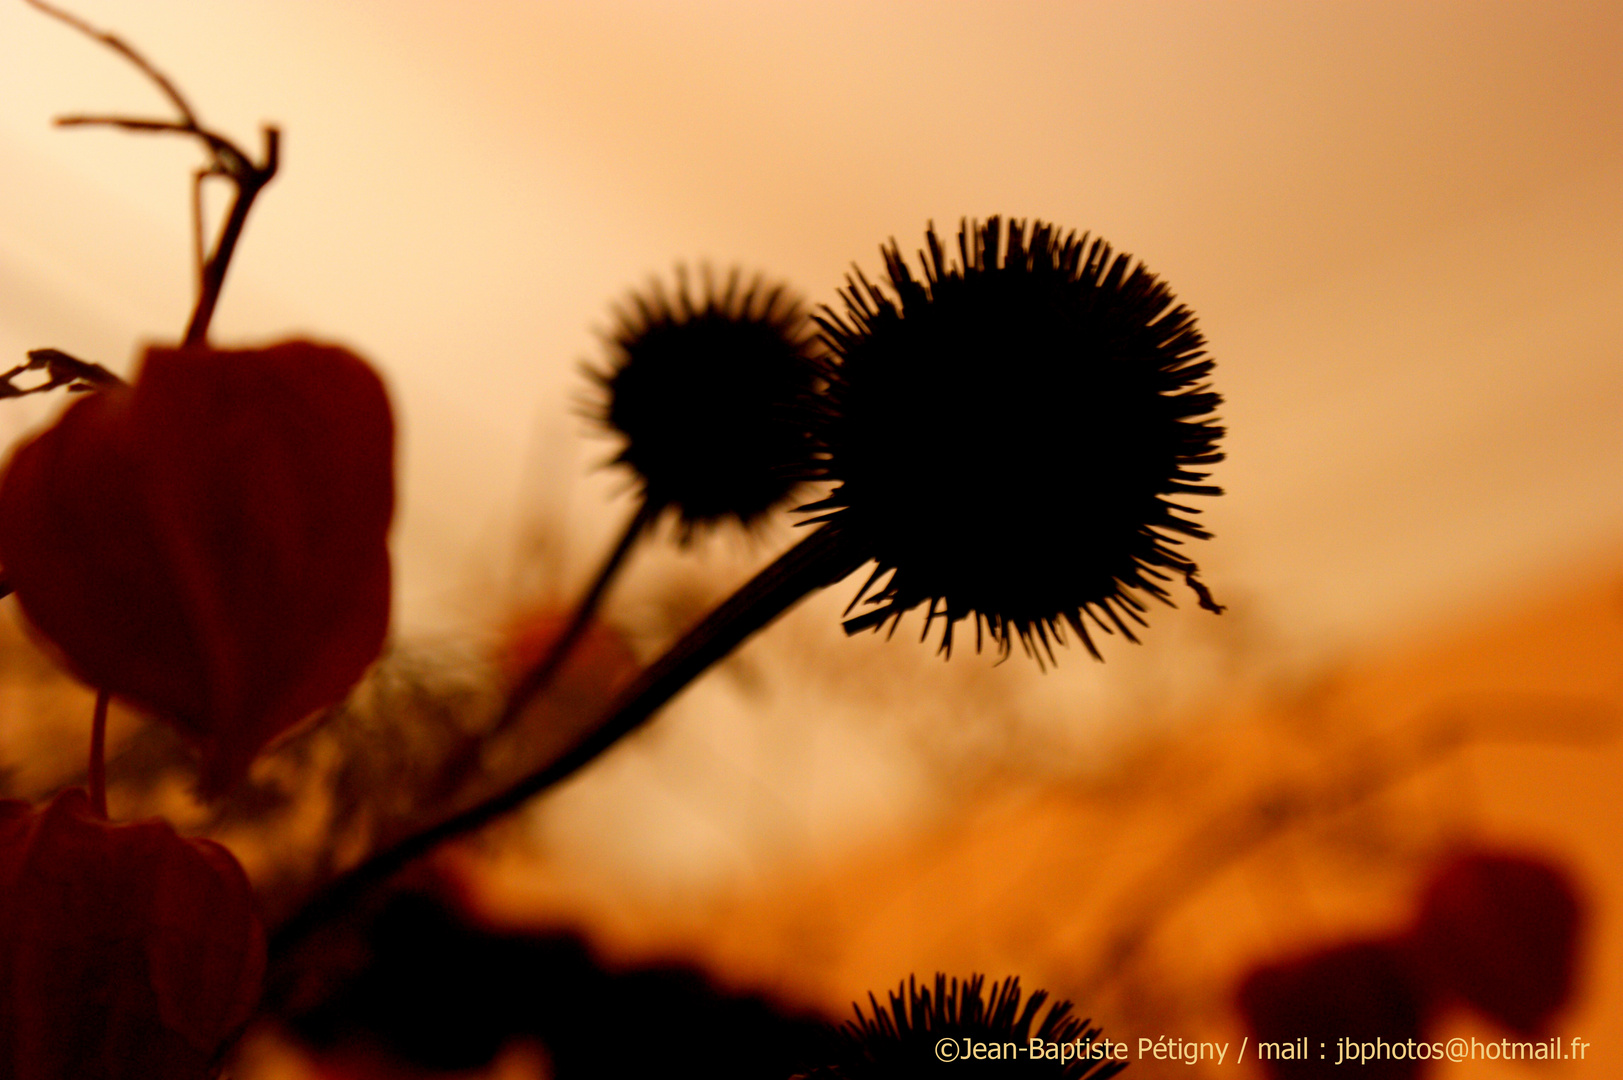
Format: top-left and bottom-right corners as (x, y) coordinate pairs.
(2, 0), (1620, 661)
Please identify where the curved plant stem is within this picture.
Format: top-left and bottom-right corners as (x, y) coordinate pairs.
(267, 522), (867, 974)
(491, 498), (658, 736)
(181, 128), (278, 346)
(88, 688), (110, 819)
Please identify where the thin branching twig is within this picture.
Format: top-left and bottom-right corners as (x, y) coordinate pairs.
(24, 0), (279, 346)
(0, 348), (126, 400)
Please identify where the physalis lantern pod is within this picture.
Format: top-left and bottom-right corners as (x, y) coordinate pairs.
(1414, 851), (1583, 1035)
(1237, 940), (1430, 1080)
(0, 788), (265, 1080)
(0, 341), (395, 795)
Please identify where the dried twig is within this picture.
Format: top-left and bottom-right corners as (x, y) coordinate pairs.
(24, 0), (280, 346)
(0, 348), (126, 400)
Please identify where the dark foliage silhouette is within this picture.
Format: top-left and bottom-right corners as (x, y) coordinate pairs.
(285, 891), (826, 1079)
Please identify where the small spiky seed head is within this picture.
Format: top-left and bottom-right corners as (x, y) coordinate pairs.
(589, 267), (822, 540)
(795, 973), (1126, 1078)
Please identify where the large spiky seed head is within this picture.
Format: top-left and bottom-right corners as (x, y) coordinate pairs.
(806, 217), (1225, 661)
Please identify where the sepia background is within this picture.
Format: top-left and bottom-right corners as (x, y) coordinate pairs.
(1, 2), (1619, 1077)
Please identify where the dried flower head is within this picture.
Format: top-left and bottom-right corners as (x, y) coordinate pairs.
(807, 217), (1224, 660)
(797, 973), (1125, 1078)
(589, 267), (822, 539)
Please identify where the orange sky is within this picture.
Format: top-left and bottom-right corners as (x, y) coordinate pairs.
(2, 1), (1618, 655)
